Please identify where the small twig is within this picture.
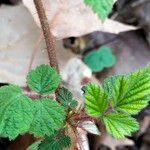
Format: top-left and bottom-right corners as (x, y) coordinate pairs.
(73, 114), (98, 123)
(71, 126), (84, 150)
(33, 0), (59, 72)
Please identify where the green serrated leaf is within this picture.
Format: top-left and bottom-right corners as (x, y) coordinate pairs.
(84, 83), (108, 116)
(27, 141), (42, 150)
(103, 75), (123, 98)
(70, 100), (78, 109)
(59, 135), (71, 148)
(27, 65), (60, 95)
(38, 134), (71, 150)
(111, 66), (150, 115)
(103, 112), (139, 139)
(29, 98), (66, 137)
(56, 87), (78, 109)
(84, 0), (114, 21)
(84, 46), (116, 72)
(0, 85), (34, 139)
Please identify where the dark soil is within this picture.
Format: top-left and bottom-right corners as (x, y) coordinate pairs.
(0, 0), (21, 5)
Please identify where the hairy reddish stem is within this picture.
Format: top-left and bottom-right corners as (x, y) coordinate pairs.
(33, 0), (59, 72)
(73, 115), (98, 123)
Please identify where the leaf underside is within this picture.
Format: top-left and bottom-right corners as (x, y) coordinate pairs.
(80, 121), (101, 135)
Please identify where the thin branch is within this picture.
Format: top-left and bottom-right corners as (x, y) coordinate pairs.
(33, 0), (59, 72)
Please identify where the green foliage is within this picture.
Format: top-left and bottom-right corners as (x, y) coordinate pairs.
(84, 83), (107, 116)
(84, 0), (114, 21)
(38, 135), (71, 150)
(83, 46), (116, 72)
(103, 75), (123, 98)
(27, 65), (60, 95)
(110, 66), (150, 115)
(0, 85), (34, 139)
(29, 98), (66, 137)
(0, 65), (67, 140)
(56, 87), (78, 109)
(59, 135), (71, 148)
(84, 65), (150, 138)
(0, 83), (66, 139)
(27, 141), (42, 150)
(0, 62), (150, 144)
(103, 112), (139, 139)
(28, 133), (71, 150)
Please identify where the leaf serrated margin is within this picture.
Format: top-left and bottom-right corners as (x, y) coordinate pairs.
(27, 65), (60, 95)
(29, 98), (66, 137)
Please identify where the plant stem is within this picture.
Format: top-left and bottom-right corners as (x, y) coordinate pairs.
(33, 0), (59, 72)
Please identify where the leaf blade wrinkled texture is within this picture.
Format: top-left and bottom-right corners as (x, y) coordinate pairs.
(29, 98), (66, 137)
(111, 65), (150, 114)
(103, 112), (139, 139)
(56, 87), (78, 109)
(38, 134), (71, 150)
(27, 65), (60, 95)
(84, 83), (107, 116)
(0, 85), (34, 139)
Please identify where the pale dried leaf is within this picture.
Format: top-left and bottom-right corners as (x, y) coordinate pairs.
(0, 4), (91, 87)
(0, 5), (36, 50)
(23, 0), (136, 39)
(102, 135), (134, 150)
(0, 4), (48, 86)
(79, 121), (101, 135)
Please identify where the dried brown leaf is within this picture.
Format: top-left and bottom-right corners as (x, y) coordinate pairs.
(23, 0), (135, 39)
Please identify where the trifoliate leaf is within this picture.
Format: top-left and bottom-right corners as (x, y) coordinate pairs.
(103, 112), (139, 139)
(84, 0), (114, 21)
(111, 66), (150, 115)
(27, 65), (60, 95)
(84, 83), (107, 116)
(0, 85), (34, 139)
(29, 98), (66, 137)
(83, 46), (116, 72)
(56, 87), (78, 109)
(38, 134), (71, 150)
(27, 141), (42, 150)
